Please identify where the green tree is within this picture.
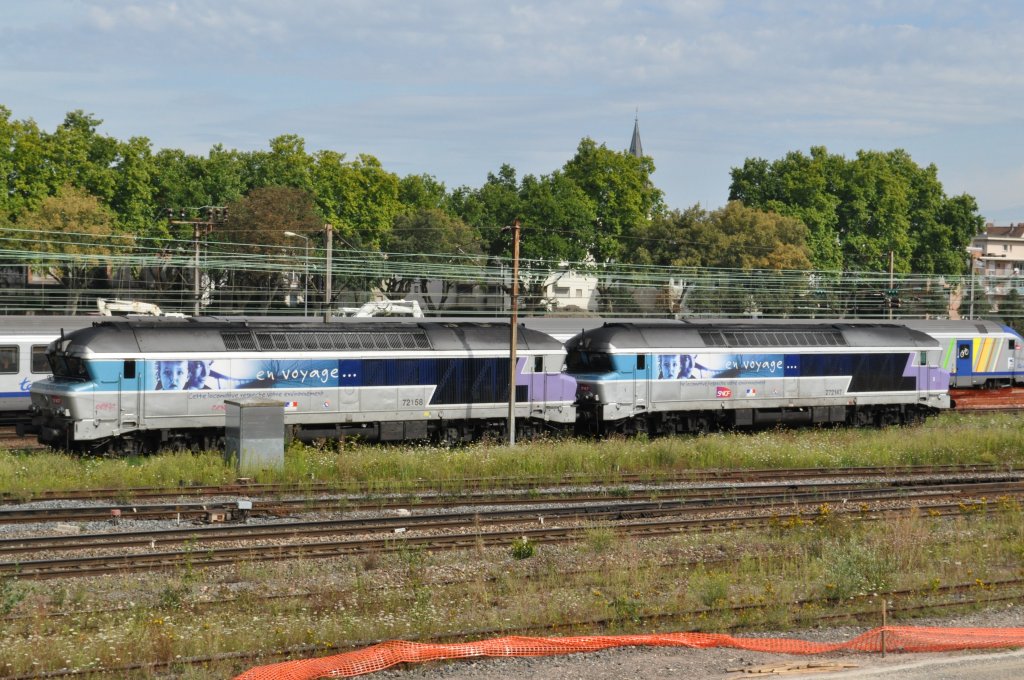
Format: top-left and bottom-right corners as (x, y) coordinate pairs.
(730, 147), (843, 271)
(630, 205), (707, 267)
(16, 185), (127, 313)
(930, 194), (986, 273)
(513, 172), (598, 312)
(729, 147), (983, 275)
(312, 151), (401, 251)
(707, 201), (812, 271)
(152, 148), (209, 218)
(45, 110), (119, 202)
(561, 137), (663, 264)
(1, 109), (52, 222)
(217, 186), (323, 312)
(999, 288), (1024, 334)
(398, 174), (449, 213)
(451, 164), (604, 313)
(562, 138), (663, 313)
(451, 164), (523, 258)
(111, 136), (158, 237)
(386, 208), (483, 311)
(632, 203), (811, 316)
(838, 150), (912, 272)
(247, 134), (315, 191)
(152, 144), (246, 225)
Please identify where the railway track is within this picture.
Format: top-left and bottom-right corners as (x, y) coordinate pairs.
(3, 463), (1021, 679)
(0, 462), (1010, 505)
(0, 425), (42, 451)
(2, 473), (1022, 524)
(3, 478), (1020, 580)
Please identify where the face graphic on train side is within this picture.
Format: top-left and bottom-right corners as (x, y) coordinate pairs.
(156, 360), (188, 390)
(187, 360), (212, 390)
(657, 353), (694, 379)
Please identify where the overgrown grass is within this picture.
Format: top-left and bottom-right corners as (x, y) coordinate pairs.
(2, 413), (1022, 498)
(3, 413), (1024, 676)
(2, 498), (1022, 678)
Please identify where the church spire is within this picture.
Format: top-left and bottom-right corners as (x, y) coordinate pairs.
(628, 109), (643, 158)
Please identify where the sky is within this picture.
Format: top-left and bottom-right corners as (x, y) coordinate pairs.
(2, 0), (1023, 223)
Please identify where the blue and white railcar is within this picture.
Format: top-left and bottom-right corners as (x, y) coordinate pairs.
(30, 318), (577, 453)
(566, 321), (950, 436)
(0, 316), (97, 432)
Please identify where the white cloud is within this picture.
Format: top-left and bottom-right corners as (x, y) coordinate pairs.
(0, 0), (1022, 217)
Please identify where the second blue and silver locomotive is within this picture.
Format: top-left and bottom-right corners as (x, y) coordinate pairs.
(567, 321), (950, 436)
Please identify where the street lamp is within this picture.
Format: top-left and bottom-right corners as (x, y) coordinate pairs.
(503, 220), (521, 446)
(284, 231), (310, 316)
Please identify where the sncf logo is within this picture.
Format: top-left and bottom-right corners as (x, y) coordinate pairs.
(716, 386), (732, 398)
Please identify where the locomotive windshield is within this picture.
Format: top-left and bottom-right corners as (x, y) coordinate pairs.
(48, 351), (90, 380)
(566, 350), (613, 373)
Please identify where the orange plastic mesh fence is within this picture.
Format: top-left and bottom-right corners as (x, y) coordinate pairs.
(233, 626), (1024, 680)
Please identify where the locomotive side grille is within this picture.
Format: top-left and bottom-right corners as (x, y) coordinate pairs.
(252, 333), (282, 350)
(222, 332), (258, 351)
(219, 329), (431, 352)
(322, 333), (349, 350)
(700, 330), (848, 347)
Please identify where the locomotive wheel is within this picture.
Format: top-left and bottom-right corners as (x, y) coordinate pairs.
(903, 408), (927, 426)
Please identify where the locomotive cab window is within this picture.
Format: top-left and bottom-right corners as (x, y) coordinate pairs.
(123, 360), (136, 380)
(51, 354), (90, 380)
(566, 350), (613, 373)
(636, 354), (646, 370)
(30, 345), (49, 373)
(0, 346), (17, 373)
(534, 356), (544, 373)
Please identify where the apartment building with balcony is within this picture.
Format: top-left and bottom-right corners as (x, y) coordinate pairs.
(971, 223), (1024, 277)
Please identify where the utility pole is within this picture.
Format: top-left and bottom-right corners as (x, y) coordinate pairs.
(193, 221), (202, 316)
(888, 250), (894, 320)
(167, 206), (226, 316)
(506, 219), (521, 446)
(324, 223), (333, 322)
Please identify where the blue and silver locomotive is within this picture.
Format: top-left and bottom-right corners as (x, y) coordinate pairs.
(566, 321), (950, 436)
(30, 318), (577, 454)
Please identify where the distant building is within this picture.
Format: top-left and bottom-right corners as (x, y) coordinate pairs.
(966, 223), (1024, 313)
(971, 223), (1024, 277)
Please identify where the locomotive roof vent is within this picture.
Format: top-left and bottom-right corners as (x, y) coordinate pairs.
(221, 329), (430, 352)
(699, 329), (848, 348)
